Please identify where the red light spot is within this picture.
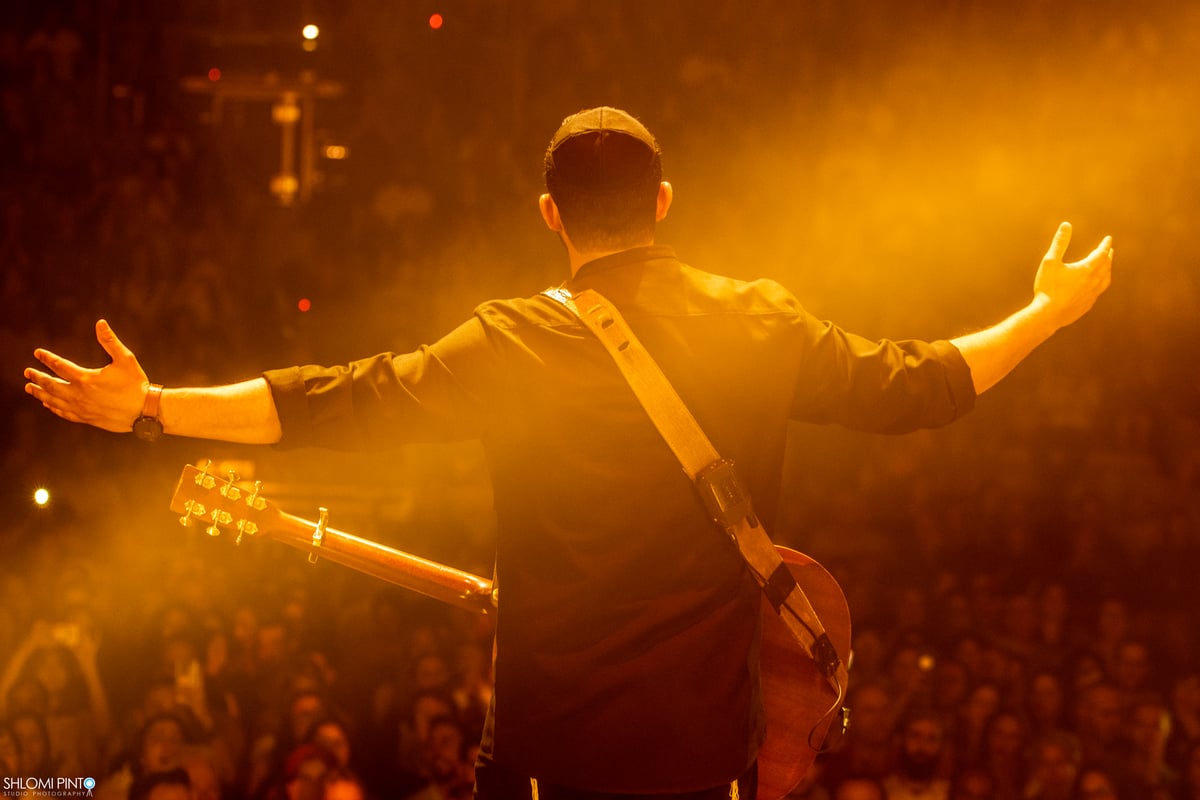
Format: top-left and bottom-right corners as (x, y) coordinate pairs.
(208, 67), (221, 82)
(429, 13), (443, 30)
(297, 298), (312, 313)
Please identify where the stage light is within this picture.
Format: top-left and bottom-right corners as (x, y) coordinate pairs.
(298, 298), (312, 313)
(208, 67), (221, 82)
(270, 173), (299, 204)
(302, 24), (320, 40)
(429, 13), (444, 30)
(272, 100), (301, 124)
(34, 488), (50, 507)
(322, 145), (348, 160)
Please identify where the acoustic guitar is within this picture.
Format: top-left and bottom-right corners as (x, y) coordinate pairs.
(169, 461), (850, 799)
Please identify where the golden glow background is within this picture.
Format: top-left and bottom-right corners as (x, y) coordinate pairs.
(4, 1), (1197, 567)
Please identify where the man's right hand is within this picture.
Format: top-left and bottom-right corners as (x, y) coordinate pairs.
(1032, 221), (1114, 332)
(950, 221), (1114, 395)
(24, 319), (150, 434)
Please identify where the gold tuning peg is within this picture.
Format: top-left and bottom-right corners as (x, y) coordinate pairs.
(193, 460), (217, 491)
(206, 508), (232, 537)
(220, 470), (242, 501)
(246, 480), (266, 511)
(234, 481), (263, 545)
(179, 499), (206, 528)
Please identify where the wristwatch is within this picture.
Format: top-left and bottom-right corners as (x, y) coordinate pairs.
(132, 383), (165, 442)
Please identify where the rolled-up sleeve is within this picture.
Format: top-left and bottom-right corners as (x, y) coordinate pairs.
(263, 317), (500, 450)
(789, 315), (976, 434)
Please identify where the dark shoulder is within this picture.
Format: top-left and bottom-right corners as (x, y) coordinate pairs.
(674, 262), (804, 318)
(470, 293), (576, 332)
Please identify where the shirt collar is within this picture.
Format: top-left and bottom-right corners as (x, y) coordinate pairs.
(573, 245), (677, 280)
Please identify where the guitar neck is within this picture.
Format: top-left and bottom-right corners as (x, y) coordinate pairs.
(169, 463), (494, 615)
(267, 508), (495, 614)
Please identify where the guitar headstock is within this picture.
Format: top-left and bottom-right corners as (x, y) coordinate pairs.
(170, 461), (278, 544)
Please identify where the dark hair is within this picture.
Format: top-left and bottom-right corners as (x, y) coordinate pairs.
(900, 706), (946, 732)
(544, 132), (662, 253)
(134, 711), (195, 771)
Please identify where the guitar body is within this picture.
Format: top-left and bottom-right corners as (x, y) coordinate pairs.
(170, 465), (849, 799)
(757, 546), (851, 800)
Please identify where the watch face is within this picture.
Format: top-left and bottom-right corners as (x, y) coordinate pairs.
(133, 415), (163, 442)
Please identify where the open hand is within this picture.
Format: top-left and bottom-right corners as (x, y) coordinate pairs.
(1033, 222), (1114, 330)
(24, 320), (149, 433)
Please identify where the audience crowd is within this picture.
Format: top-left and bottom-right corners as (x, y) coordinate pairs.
(2, 2), (1197, 800)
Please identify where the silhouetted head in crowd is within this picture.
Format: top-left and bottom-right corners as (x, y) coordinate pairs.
(306, 716), (353, 769)
(136, 711), (193, 776)
(284, 742), (337, 800)
(1028, 670), (1067, 733)
(1073, 766), (1120, 800)
(894, 709), (947, 782)
(1025, 733), (1082, 800)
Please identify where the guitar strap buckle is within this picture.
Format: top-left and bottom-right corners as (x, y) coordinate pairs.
(695, 459), (757, 534)
(811, 632), (841, 679)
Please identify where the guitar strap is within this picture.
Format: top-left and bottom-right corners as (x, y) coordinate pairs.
(544, 286), (845, 685)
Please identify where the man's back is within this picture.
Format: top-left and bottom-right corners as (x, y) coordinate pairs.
(400, 245), (971, 790)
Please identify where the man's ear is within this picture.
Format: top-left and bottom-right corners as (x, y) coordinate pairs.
(655, 181), (673, 222)
(539, 193), (563, 232)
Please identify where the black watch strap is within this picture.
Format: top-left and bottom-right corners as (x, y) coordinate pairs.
(132, 383), (164, 441)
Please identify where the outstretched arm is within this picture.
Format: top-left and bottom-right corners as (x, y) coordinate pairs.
(951, 222), (1113, 395)
(24, 319), (282, 443)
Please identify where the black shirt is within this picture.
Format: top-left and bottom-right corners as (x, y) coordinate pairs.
(264, 245), (975, 792)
